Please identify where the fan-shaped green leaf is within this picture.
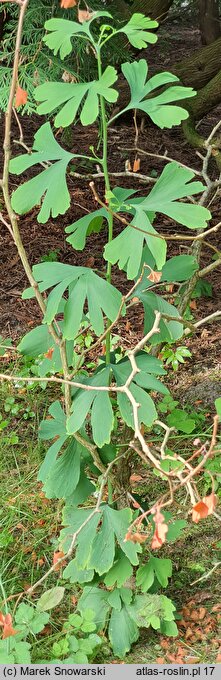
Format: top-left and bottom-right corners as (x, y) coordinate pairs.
(65, 209), (108, 250)
(132, 162), (210, 227)
(41, 438), (81, 499)
(67, 367), (113, 447)
(119, 13), (158, 49)
(43, 12), (112, 59)
(10, 123), (74, 223)
(104, 551), (133, 588)
(108, 606), (139, 657)
(138, 291), (183, 344)
(104, 209), (166, 279)
(35, 66), (118, 128)
(118, 59), (196, 129)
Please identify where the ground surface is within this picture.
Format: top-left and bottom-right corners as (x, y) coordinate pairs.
(0, 17), (221, 665)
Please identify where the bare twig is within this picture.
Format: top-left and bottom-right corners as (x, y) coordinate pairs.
(190, 561), (221, 586)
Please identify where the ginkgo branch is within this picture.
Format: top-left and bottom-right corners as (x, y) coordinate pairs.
(6, 454), (126, 604)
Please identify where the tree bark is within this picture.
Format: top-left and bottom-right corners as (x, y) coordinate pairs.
(181, 68), (221, 169)
(198, 0), (220, 45)
(173, 35), (221, 90)
(111, 0), (174, 22)
(130, 0), (174, 20)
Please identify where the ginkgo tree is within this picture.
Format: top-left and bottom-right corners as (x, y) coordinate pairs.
(0, 2), (219, 662)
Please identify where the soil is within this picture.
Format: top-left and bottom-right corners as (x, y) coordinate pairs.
(1, 19), (221, 392)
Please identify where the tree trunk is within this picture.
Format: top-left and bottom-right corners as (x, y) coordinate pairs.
(130, 0), (174, 20)
(198, 0), (220, 45)
(173, 35), (221, 90)
(181, 68), (221, 168)
(110, 0), (174, 22)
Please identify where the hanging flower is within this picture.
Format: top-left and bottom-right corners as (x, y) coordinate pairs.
(60, 0), (77, 8)
(0, 613), (17, 639)
(192, 493), (217, 523)
(14, 85), (28, 109)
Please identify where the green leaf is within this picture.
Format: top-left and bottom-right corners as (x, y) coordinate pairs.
(60, 506), (100, 566)
(133, 162), (210, 228)
(138, 291), (183, 344)
(10, 123), (74, 223)
(11, 641), (31, 664)
(215, 397), (221, 417)
(192, 278), (212, 298)
(18, 323), (75, 375)
(78, 586), (110, 631)
(15, 604), (49, 634)
(119, 13), (158, 49)
(67, 366), (113, 447)
(68, 467), (95, 506)
(133, 593), (177, 631)
(37, 437), (67, 487)
(108, 606), (139, 657)
(35, 66), (118, 128)
(167, 409), (196, 433)
(105, 163), (210, 279)
(37, 587), (65, 611)
(63, 558), (94, 584)
(166, 518), (187, 542)
(53, 639), (69, 658)
(26, 264), (122, 340)
(104, 551), (133, 588)
(43, 12), (112, 58)
(104, 208), (166, 279)
(136, 557), (172, 591)
(136, 563), (154, 592)
(37, 400), (71, 492)
(39, 400), (66, 440)
(0, 640), (31, 664)
(119, 60), (196, 129)
(160, 619), (178, 636)
(65, 208), (109, 250)
(89, 505), (116, 575)
(102, 507), (142, 565)
(107, 588), (122, 611)
(161, 255), (198, 282)
(113, 361), (157, 428)
(41, 438), (81, 499)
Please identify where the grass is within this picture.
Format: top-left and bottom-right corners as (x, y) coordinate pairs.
(0, 367), (221, 664)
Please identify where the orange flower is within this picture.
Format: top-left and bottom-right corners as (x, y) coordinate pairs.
(0, 613), (17, 639)
(147, 269), (162, 283)
(133, 158), (140, 172)
(14, 85), (28, 109)
(53, 550), (66, 572)
(151, 506), (168, 550)
(192, 493), (217, 523)
(78, 8), (93, 22)
(61, 0), (77, 7)
(44, 347), (54, 360)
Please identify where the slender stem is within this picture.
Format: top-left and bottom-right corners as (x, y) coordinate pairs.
(0, 0), (73, 419)
(97, 48), (113, 366)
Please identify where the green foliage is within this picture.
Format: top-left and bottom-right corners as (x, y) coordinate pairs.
(37, 587), (65, 611)
(10, 123), (74, 223)
(51, 619), (102, 664)
(2, 5), (215, 665)
(136, 557), (172, 591)
(78, 584), (178, 656)
(104, 163), (210, 279)
(116, 60), (196, 128)
(160, 345), (192, 371)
